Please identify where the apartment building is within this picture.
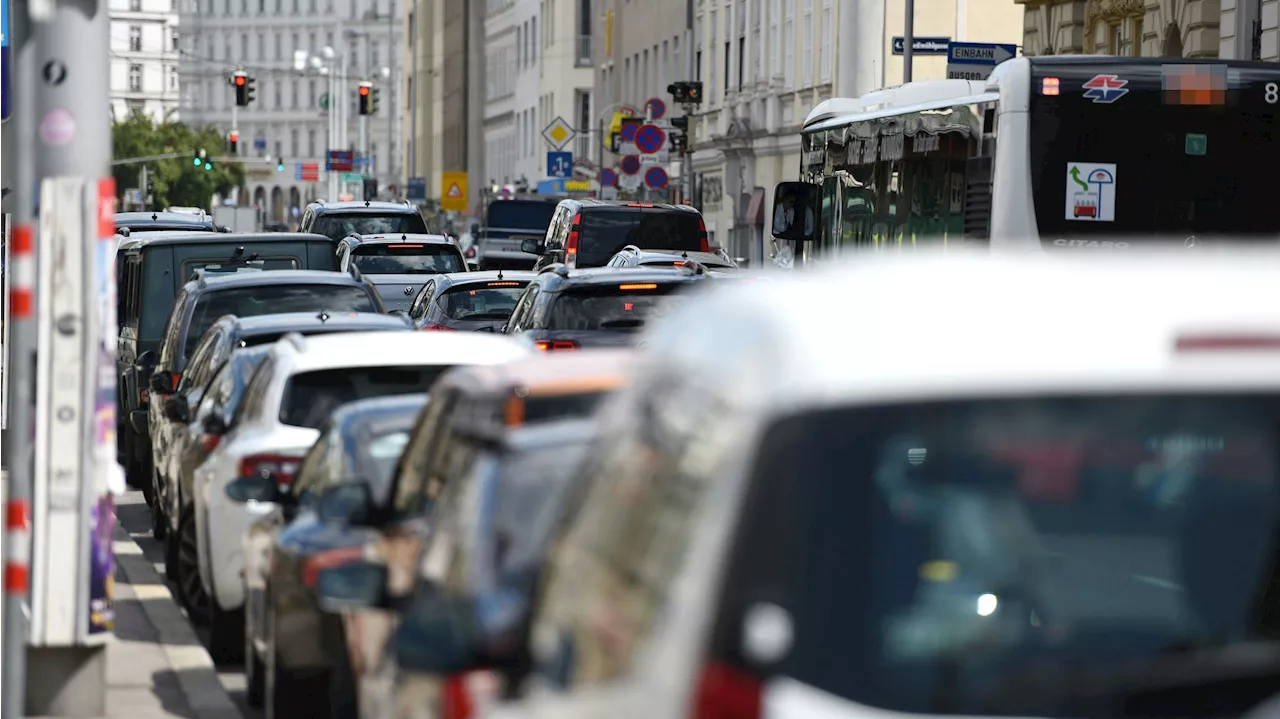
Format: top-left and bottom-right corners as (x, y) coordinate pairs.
(539, 0), (596, 185)
(177, 0), (401, 221)
(1021, 0), (1217, 57)
(111, 0), (182, 122)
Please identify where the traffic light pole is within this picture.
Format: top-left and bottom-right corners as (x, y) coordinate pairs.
(683, 0), (694, 206)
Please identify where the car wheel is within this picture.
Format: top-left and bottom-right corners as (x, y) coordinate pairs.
(244, 601), (265, 708)
(174, 508), (211, 625)
(266, 595), (329, 719)
(150, 468), (167, 540)
(209, 601), (245, 665)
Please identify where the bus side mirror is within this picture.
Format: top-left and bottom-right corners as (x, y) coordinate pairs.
(771, 182), (816, 242)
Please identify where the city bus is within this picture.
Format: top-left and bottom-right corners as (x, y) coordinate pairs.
(774, 56), (1280, 262)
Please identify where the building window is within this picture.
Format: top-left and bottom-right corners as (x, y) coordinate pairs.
(307, 128), (316, 157)
(1131, 17), (1143, 56)
(709, 9), (717, 104)
(168, 65), (178, 91)
(274, 80), (282, 108)
(802, 0), (813, 86)
(820, 0), (832, 81)
(292, 33), (299, 55)
(241, 33), (248, 58)
(172, 30), (180, 52)
(783, 0), (794, 88)
(1107, 22), (1122, 54)
(309, 32), (317, 53)
(128, 99), (145, 117)
(531, 16), (537, 62)
(129, 26), (142, 52)
(129, 63), (142, 91)
(257, 33), (264, 59)
(291, 80), (298, 108)
(290, 128), (299, 156)
(770, 0), (780, 75)
(308, 79), (316, 107)
(371, 40), (379, 66)
(275, 140), (283, 160)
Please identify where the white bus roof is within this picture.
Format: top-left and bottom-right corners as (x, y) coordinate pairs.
(803, 77), (997, 130)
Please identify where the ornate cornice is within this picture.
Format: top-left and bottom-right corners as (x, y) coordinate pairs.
(1085, 0), (1145, 40)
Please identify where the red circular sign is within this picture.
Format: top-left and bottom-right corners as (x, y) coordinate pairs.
(620, 155), (641, 175)
(644, 166), (668, 189)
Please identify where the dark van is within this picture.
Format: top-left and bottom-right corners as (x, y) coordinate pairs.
(115, 231), (339, 494)
(525, 199), (709, 272)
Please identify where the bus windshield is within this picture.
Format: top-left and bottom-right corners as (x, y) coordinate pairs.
(486, 199), (558, 232)
(1030, 62), (1280, 246)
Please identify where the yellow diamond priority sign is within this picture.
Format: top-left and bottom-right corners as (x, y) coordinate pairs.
(542, 116), (576, 151)
(441, 171), (468, 212)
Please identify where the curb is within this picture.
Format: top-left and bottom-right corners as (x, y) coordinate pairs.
(112, 523), (243, 719)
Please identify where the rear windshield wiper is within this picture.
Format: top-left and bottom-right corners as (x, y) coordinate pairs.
(598, 318), (646, 330)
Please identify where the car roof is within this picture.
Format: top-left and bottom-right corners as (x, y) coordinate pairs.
(229, 311), (410, 335)
(116, 211), (214, 227)
(440, 348), (632, 397)
(643, 250), (1280, 412)
(347, 233), (454, 245)
(542, 265), (709, 287)
(434, 270), (536, 291)
(500, 416), (600, 452)
(310, 200), (420, 214)
(625, 250), (735, 266)
(563, 199), (700, 214)
(190, 269), (365, 290)
(117, 231), (333, 251)
(281, 330), (531, 374)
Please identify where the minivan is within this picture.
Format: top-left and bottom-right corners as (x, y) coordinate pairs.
(524, 199), (709, 271)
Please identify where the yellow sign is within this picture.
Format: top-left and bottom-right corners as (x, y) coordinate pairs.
(605, 10), (613, 57)
(441, 172), (468, 212)
(564, 180), (591, 191)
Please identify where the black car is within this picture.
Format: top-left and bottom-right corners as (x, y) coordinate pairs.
(116, 210), (219, 235)
(406, 270), (537, 331)
(502, 264), (711, 349)
(525, 199), (709, 271)
(117, 231), (341, 496)
(299, 199), (429, 241)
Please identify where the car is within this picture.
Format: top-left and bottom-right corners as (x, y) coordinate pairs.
(335, 232), (468, 276)
(195, 330), (531, 708)
(525, 199), (709, 271)
(115, 210), (219, 235)
(503, 264), (712, 350)
(478, 196), (561, 271)
(298, 199), (429, 241)
(143, 271), (386, 543)
(116, 231), (341, 498)
(406, 270), (537, 332)
(604, 244), (739, 271)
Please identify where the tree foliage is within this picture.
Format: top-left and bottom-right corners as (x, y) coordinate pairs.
(111, 116), (245, 210)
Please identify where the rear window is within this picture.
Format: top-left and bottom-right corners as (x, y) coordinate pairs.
(546, 283), (687, 332)
(486, 200), (558, 231)
(182, 257), (300, 279)
(438, 283), (528, 321)
(279, 365), (450, 429)
(712, 395), (1280, 716)
(520, 392), (609, 424)
(185, 285), (378, 357)
(576, 210), (703, 267)
(352, 244), (463, 274)
(312, 213), (428, 241)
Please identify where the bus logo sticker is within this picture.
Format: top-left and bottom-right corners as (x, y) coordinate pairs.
(1065, 163), (1117, 222)
(1082, 74), (1129, 103)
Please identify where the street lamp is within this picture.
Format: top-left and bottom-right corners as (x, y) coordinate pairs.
(299, 45), (348, 200)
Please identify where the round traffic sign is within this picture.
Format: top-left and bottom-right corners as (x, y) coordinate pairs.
(620, 122), (639, 143)
(645, 97), (666, 120)
(620, 155), (641, 175)
(635, 125), (666, 154)
(600, 168), (618, 186)
(645, 166), (668, 190)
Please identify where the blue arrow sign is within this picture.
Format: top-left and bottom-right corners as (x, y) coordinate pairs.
(892, 36), (951, 55)
(547, 151), (573, 179)
(947, 41), (1018, 65)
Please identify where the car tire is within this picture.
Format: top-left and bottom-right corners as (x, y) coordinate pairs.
(244, 604), (265, 708)
(209, 601), (245, 666)
(174, 507), (211, 625)
(150, 468), (167, 541)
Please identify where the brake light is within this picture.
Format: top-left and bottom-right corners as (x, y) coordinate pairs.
(237, 453), (301, 484)
(1175, 335), (1280, 351)
(619, 283), (658, 290)
(692, 662), (762, 719)
(200, 434), (221, 453)
(1041, 77), (1061, 95)
(566, 212), (582, 257)
(422, 324), (455, 331)
(388, 244), (425, 248)
(486, 281), (520, 287)
(302, 546), (368, 587)
(504, 395), (526, 427)
(627, 203), (655, 208)
(698, 217), (710, 253)
(534, 340), (579, 351)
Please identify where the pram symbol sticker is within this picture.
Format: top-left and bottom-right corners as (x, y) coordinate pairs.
(1065, 162), (1116, 222)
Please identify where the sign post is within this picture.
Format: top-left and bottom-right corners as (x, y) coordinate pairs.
(945, 41), (1018, 80)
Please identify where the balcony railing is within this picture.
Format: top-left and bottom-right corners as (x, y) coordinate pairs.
(575, 35), (593, 67)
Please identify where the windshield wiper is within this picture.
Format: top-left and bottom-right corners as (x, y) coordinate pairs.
(598, 318), (646, 330)
(461, 312), (510, 321)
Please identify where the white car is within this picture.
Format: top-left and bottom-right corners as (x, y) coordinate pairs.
(191, 329), (531, 663)
(477, 249), (1280, 719)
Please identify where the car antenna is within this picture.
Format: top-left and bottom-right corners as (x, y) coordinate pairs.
(232, 246), (245, 258)
(402, 233), (407, 241)
(151, 213), (158, 221)
(365, 200), (371, 207)
(317, 310), (330, 323)
(497, 269), (504, 280)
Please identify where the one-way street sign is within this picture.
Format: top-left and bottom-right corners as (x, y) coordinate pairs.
(945, 41), (1018, 81)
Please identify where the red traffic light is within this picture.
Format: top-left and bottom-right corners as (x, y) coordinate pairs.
(359, 86), (370, 96)
(234, 75), (246, 86)
(229, 131), (239, 142)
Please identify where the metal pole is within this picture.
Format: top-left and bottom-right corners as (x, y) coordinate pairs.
(408, 0), (417, 180)
(3, 0), (35, 710)
(597, 118), (604, 195)
(387, 0), (394, 184)
(139, 165), (148, 209)
(683, 0), (694, 207)
(328, 63), (338, 200)
(360, 116), (369, 179)
(903, 0), (915, 82)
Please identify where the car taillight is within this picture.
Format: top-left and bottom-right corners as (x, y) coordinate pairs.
(692, 663), (762, 719)
(442, 674), (473, 719)
(422, 324), (455, 331)
(200, 434), (221, 453)
(237, 453), (301, 484)
(566, 212), (582, 258)
(698, 217), (710, 253)
(302, 546), (367, 587)
(534, 340), (579, 351)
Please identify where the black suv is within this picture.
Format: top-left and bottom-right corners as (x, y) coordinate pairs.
(298, 200), (429, 241)
(524, 199), (709, 271)
(116, 211), (220, 235)
(502, 263), (712, 349)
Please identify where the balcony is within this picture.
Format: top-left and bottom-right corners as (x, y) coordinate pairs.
(575, 35), (593, 67)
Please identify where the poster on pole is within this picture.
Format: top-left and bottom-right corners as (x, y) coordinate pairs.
(87, 178), (118, 640)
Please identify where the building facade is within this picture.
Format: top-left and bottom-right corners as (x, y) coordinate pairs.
(540, 0), (596, 184)
(177, 0), (401, 222)
(1019, 0), (1218, 58)
(482, 0), (522, 192)
(111, 0), (182, 123)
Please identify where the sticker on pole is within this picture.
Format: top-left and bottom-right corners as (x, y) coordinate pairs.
(1064, 162), (1116, 222)
(599, 168), (618, 187)
(2, 0), (11, 123)
(620, 155), (641, 175)
(645, 166), (668, 190)
(635, 125), (667, 154)
(39, 108), (76, 147)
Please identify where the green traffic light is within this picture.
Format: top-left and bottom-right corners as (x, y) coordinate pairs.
(204, 162), (212, 171)
(277, 163), (284, 172)
(193, 157), (201, 166)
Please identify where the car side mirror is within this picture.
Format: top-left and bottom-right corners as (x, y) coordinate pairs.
(393, 590), (481, 674)
(316, 559), (388, 612)
(520, 239), (544, 255)
(202, 414), (227, 435)
(226, 473), (288, 504)
(771, 181), (816, 242)
(149, 371), (177, 396)
(316, 480), (375, 526)
(162, 396), (189, 423)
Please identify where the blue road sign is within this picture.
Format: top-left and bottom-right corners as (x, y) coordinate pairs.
(644, 166), (668, 190)
(253, 136), (267, 150)
(892, 36), (951, 55)
(635, 124), (666, 154)
(947, 41), (1018, 65)
(620, 155), (641, 175)
(2, 0), (11, 122)
(407, 177), (427, 201)
(645, 97), (666, 120)
(547, 151), (573, 178)
(599, 168), (617, 187)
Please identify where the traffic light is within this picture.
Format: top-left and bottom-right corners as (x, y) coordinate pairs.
(233, 71), (248, 106)
(228, 130), (238, 154)
(668, 81), (703, 105)
(358, 82), (374, 115)
(246, 76), (256, 104)
(276, 156), (285, 172)
(372, 87), (380, 114)
(145, 178), (155, 204)
(193, 147), (206, 166)
(204, 161), (212, 171)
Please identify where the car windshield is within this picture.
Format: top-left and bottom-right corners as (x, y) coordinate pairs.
(546, 283), (688, 332)
(438, 283), (527, 321)
(279, 366), (450, 429)
(352, 244), (464, 274)
(724, 395), (1280, 717)
(576, 210), (704, 267)
(185, 285), (378, 357)
(313, 213), (428, 241)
